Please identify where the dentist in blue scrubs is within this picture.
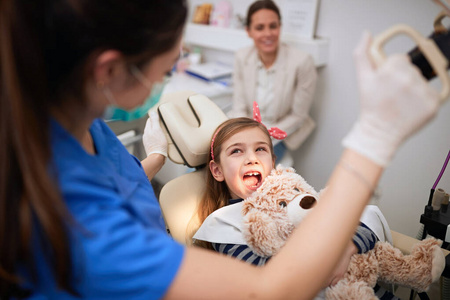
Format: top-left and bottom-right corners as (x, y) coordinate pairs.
(0, 0), (442, 299)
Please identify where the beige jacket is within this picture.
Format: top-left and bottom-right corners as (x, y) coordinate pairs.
(229, 43), (318, 150)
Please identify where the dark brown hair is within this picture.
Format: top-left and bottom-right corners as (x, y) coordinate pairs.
(0, 0), (187, 297)
(246, 0), (281, 27)
(189, 117), (275, 248)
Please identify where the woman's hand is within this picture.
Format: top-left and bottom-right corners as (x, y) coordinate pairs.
(143, 111), (168, 158)
(342, 31), (441, 166)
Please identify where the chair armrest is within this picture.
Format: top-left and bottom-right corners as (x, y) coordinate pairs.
(391, 230), (422, 255)
(159, 169), (206, 245)
(391, 230), (450, 256)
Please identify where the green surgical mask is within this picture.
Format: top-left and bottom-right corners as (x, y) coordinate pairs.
(103, 65), (169, 122)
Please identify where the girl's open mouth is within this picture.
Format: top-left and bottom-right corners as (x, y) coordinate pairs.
(243, 172), (262, 189)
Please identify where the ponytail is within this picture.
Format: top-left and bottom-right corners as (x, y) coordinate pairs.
(1, 0), (187, 296)
(0, 0), (73, 297)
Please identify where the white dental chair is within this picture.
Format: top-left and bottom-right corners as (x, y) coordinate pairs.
(155, 92), (450, 287)
(155, 90), (228, 245)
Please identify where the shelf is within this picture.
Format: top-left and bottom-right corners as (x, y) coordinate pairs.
(183, 23), (329, 67)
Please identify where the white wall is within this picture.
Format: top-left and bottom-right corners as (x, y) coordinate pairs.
(185, 0), (450, 237)
(296, 0), (450, 237)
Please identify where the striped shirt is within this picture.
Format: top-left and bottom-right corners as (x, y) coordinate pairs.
(212, 221), (378, 266)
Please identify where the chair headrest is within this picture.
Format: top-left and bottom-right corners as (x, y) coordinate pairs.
(155, 91), (228, 168)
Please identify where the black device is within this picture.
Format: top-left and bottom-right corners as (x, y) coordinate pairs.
(409, 27), (450, 80)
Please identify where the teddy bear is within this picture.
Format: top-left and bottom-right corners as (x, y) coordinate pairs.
(242, 165), (446, 300)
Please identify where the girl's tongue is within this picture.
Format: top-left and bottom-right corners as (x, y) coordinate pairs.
(243, 173), (261, 188)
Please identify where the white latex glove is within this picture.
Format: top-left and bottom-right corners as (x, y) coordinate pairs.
(143, 111), (168, 157)
(342, 31), (440, 166)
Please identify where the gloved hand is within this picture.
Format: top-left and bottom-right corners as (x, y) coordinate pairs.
(342, 31), (440, 166)
(143, 111), (168, 157)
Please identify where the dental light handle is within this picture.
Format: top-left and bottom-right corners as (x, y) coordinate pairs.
(370, 24), (450, 102)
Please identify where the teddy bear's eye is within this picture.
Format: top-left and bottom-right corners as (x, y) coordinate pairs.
(279, 201), (287, 208)
(294, 188), (300, 192)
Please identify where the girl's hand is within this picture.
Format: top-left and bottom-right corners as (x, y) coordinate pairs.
(325, 241), (357, 287)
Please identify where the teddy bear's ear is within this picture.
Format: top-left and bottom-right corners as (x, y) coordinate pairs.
(243, 209), (291, 257)
(242, 196), (257, 215)
(285, 166), (296, 173)
(272, 166), (283, 176)
(273, 165), (296, 176)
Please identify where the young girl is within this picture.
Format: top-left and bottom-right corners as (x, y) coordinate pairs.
(192, 110), (398, 299)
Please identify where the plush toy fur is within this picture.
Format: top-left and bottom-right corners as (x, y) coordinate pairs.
(242, 165), (445, 300)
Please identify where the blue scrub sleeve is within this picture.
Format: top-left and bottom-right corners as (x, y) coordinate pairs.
(68, 197), (185, 300)
(42, 119), (186, 299)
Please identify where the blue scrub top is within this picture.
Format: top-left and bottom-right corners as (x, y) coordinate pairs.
(21, 119), (185, 299)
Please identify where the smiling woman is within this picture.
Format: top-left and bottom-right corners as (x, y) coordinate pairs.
(228, 0), (318, 165)
(245, 3), (281, 66)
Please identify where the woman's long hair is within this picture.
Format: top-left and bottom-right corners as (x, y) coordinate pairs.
(0, 0), (187, 297)
(188, 118), (275, 248)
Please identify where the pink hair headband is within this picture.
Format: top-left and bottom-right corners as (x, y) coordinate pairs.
(210, 101), (287, 161)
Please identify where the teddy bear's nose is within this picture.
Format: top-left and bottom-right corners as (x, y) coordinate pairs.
(299, 195), (316, 209)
